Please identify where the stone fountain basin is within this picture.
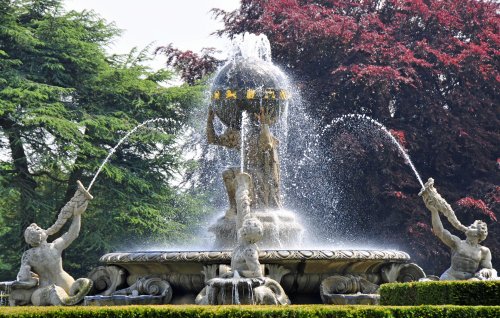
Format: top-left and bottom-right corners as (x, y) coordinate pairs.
(99, 249), (419, 304)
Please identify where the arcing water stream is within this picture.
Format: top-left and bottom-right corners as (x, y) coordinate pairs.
(324, 113), (425, 189)
(87, 117), (173, 191)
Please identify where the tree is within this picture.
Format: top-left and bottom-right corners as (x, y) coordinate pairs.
(155, 44), (222, 85)
(0, 0), (205, 279)
(215, 0), (500, 273)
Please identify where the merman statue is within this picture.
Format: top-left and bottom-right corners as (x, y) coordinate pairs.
(11, 181), (94, 305)
(419, 178), (498, 280)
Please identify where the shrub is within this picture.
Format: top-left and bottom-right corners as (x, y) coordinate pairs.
(0, 305), (499, 318)
(380, 281), (500, 305)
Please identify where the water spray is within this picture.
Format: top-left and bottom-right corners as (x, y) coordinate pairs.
(325, 114), (424, 189)
(87, 117), (174, 191)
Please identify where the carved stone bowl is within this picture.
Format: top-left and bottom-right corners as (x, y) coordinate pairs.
(96, 249), (423, 304)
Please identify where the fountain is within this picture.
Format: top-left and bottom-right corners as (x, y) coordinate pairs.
(0, 33), (428, 306)
(82, 33), (426, 305)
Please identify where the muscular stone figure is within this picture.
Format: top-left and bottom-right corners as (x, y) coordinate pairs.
(420, 178), (498, 280)
(15, 181), (94, 305)
(229, 217), (264, 278)
(206, 108), (282, 211)
(196, 216), (290, 305)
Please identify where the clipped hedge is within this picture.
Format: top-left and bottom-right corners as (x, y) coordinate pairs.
(0, 305), (499, 318)
(380, 281), (500, 305)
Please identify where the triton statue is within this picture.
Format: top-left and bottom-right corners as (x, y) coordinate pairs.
(420, 178), (498, 280)
(11, 181), (94, 305)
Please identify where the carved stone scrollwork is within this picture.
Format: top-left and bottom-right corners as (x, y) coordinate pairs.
(87, 266), (126, 296)
(321, 275), (379, 294)
(381, 263), (426, 283)
(265, 264), (291, 283)
(320, 275), (380, 305)
(396, 263), (426, 282)
(84, 275), (173, 306)
(101, 249), (410, 264)
(202, 265), (220, 283)
(114, 276), (173, 303)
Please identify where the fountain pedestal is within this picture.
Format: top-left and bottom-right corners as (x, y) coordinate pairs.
(196, 275), (289, 305)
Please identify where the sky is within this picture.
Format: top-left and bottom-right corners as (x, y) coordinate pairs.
(64, 0), (241, 69)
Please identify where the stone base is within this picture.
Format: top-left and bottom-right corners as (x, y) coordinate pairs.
(321, 293), (380, 305)
(84, 295), (165, 306)
(195, 276), (290, 305)
(98, 249), (424, 304)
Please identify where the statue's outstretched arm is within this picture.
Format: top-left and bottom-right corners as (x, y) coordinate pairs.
(430, 207), (459, 248)
(421, 179), (459, 247)
(420, 178), (467, 233)
(53, 181), (91, 251)
(206, 109), (239, 148)
(53, 214), (82, 252)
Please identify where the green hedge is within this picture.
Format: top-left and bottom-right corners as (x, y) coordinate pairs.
(0, 305), (499, 318)
(380, 281), (500, 305)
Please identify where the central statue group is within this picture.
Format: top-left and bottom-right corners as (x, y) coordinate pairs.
(207, 107), (282, 213)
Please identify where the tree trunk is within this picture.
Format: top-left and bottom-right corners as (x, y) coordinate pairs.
(0, 116), (38, 246)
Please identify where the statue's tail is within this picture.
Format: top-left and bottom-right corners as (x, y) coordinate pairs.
(263, 278), (290, 305)
(60, 278), (93, 306)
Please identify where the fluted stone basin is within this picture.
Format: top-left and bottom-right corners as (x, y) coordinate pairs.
(96, 249), (423, 304)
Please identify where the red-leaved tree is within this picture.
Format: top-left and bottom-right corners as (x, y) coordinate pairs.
(155, 44), (222, 85)
(214, 0), (500, 273)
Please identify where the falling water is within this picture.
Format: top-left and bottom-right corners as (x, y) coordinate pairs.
(232, 271), (241, 304)
(0, 282), (12, 306)
(231, 33), (272, 62)
(87, 117), (173, 191)
(325, 114), (424, 188)
(277, 100), (290, 157)
(247, 280), (255, 305)
(240, 111), (249, 172)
